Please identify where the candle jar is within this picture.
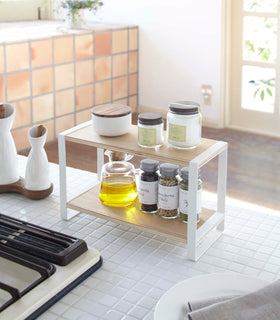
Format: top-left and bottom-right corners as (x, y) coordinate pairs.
(138, 112), (164, 148)
(167, 101), (201, 149)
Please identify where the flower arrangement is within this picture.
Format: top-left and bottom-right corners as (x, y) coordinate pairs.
(60, 0), (104, 27)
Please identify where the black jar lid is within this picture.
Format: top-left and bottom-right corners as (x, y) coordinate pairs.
(160, 163), (179, 177)
(181, 167), (201, 180)
(169, 101), (200, 115)
(138, 112), (163, 125)
(140, 159), (159, 172)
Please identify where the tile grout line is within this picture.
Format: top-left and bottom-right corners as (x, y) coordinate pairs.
(73, 34), (77, 126)
(92, 31), (95, 111)
(28, 40), (34, 126)
(127, 27), (130, 106)
(51, 37), (56, 140)
(110, 29), (113, 104)
(3, 42), (7, 103)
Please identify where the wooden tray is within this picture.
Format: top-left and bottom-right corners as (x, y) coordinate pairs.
(0, 177), (53, 200)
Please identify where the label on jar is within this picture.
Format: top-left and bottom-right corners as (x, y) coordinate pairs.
(138, 180), (158, 204)
(179, 188), (202, 214)
(138, 127), (157, 146)
(158, 185), (179, 210)
(168, 123), (186, 142)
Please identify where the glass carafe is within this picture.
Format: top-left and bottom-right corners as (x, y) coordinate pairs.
(104, 150), (134, 162)
(99, 161), (138, 207)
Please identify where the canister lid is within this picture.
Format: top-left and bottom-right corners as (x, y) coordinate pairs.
(181, 167), (201, 180)
(138, 112), (163, 125)
(92, 104), (131, 118)
(140, 159), (159, 172)
(160, 163), (179, 177)
(169, 101), (200, 115)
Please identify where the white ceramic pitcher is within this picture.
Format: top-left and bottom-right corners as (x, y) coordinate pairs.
(24, 125), (51, 191)
(0, 104), (20, 185)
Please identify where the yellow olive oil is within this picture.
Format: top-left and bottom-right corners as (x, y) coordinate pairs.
(99, 176), (138, 207)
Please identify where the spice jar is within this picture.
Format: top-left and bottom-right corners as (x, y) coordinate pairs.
(138, 159), (159, 213)
(138, 112), (164, 148)
(179, 167), (202, 223)
(167, 101), (201, 149)
(158, 163), (179, 219)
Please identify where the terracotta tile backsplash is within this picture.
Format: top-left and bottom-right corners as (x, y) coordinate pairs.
(32, 93), (54, 123)
(95, 56), (111, 81)
(95, 80), (111, 105)
(112, 30), (128, 54)
(7, 71), (30, 101)
(75, 60), (93, 86)
(6, 43), (29, 72)
(94, 32), (111, 56)
(32, 67), (53, 95)
(75, 34), (94, 60)
(0, 46), (4, 73)
(12, 99), (31, 129)
(1, 25), (138, 150)
(54, 36), (74, 64)
(31, 40), (52, 68)
(0, 76), (4, 102)
(55, 63), (75, 90)
(76, 84), (93, 111)
(55, 88), (75, 116)
(113, 53), (128, 77)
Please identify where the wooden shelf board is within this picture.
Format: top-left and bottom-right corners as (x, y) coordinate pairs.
(67, 184), (216, 243)
(65, 124), (223, 166)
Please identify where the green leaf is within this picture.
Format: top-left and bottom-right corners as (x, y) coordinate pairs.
(254, 87), (261, 99)
(266, 88), (272, 96)
(260, 90), (265, 101)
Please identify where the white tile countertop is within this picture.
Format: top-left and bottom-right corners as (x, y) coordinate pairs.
(1, 156), (280, 320)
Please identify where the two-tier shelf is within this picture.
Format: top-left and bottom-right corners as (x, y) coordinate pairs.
(58, 121), (228, 261)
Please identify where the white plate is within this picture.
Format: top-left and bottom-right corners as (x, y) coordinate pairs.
(154, 273), (269, 320)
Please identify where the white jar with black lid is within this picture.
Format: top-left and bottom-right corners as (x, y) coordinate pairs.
(138, 112), (164, 148)
(167, 101), (201, 149)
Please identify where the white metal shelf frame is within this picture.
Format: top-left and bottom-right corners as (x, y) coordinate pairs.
(58, 120), (228, 261)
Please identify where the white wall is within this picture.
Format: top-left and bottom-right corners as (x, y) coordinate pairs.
(86, 0), (223, 122)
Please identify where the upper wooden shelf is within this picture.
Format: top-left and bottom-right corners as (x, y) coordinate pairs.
(65, 124), (223, 166)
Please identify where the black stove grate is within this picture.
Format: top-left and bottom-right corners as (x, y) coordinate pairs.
(0, 245), (56, 312)
(0, 213), (88, 266)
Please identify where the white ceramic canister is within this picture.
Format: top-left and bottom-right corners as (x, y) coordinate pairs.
(92, 104), (131, 136)
(138, 112), (164, 148)
(167, 101), (202, 149)
(0, 104), (20, 185)
(24, 125), (51, 191)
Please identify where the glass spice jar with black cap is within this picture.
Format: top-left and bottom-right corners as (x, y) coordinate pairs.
(138, 159), (159, 213)
(158, 163), (179, 219)
(167, 101), (202, 149)
(138, 112), (164, 148)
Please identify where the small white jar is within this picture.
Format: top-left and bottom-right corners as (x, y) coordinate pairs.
(138, 112), (164, 148)
(92, 104), (131, 136)
(167, 101), (202, 149)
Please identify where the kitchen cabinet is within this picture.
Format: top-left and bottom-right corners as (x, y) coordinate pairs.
(58, 121), (227, 261)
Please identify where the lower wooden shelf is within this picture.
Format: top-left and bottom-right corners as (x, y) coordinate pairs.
(67, 184), (215, 243)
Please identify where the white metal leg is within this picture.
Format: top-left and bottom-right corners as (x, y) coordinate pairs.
(217, 146), (228, 231)
(97, 148), (104, 181)
(187, 141), (228, 261)
(187, 161), (199, 261)
(58, 120), (92, 220)
(58, 133), (68, 220)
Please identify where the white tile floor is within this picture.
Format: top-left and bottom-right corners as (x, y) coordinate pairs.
(1, 156), (280, 320)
